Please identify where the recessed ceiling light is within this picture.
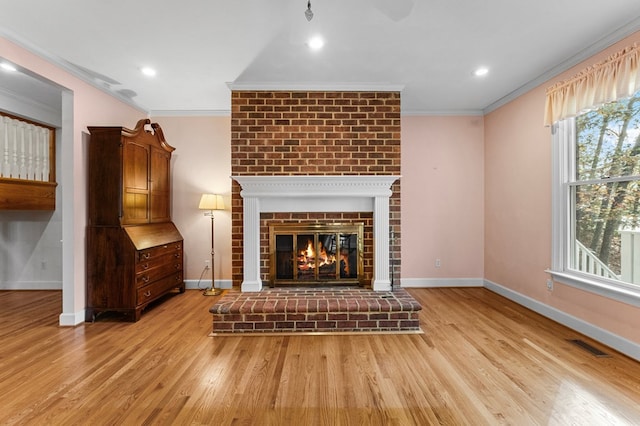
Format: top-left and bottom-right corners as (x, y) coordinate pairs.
(308, 36), (324, 50)
(141, 67), (157, 77)
(473, 67), (489, 77)
(1, 62), (17, 72)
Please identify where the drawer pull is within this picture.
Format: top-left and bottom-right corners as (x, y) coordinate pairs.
(142, 276), (150, 283)
(176, 244), (182, 249)
(142, 263), (149, 270)
(163, 245), (168, 249)
(174, 253), (181, 259)
(142, 253), (151, 260)
(175, 263), (180, 269)
(144, 290), (151, 298)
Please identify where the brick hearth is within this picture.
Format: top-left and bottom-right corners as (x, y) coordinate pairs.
(209, 287), (422, 334)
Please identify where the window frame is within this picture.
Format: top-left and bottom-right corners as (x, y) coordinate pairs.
(550, 118), (640, 307)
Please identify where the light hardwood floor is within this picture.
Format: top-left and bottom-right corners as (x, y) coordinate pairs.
(1, 287), (639, 425)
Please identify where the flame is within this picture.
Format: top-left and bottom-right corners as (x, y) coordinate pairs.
(298, 240), (315, 271)
(297, 239), (336, 272)
(318, 242), (336, 267)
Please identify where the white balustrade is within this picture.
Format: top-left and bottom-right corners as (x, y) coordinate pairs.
(0, 115), (51, 182)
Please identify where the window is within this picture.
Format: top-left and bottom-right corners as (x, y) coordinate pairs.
(551, 91), (640, 306)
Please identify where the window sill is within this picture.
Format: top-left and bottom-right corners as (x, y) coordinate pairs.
(547, 269), (640, 308)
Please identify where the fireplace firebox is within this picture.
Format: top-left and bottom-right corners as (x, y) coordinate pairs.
(269, 223), (364, 286)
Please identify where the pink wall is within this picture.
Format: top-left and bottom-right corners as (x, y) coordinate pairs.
(153, 116), (232, 285)
(484, 31), (640, 344)
(401, 116), (485, 281)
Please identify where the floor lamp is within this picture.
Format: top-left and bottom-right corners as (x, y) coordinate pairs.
(199, 193), (224, 296)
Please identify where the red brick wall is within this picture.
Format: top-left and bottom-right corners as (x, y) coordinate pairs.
(231, 91), (401, 287)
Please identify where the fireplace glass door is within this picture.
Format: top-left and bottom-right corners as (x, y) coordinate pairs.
(270, 223), (363, 286)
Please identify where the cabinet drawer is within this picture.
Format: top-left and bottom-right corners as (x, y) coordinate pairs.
(136, 259), (183, 286)
(137, 271), (183, 304)
(137, 241), (182, 262)
(136, 250), (182, 273)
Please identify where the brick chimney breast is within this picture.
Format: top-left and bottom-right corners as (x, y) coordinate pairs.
(231, 90), (401, 289)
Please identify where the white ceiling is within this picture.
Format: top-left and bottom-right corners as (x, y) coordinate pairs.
(1, 0), (640, 115)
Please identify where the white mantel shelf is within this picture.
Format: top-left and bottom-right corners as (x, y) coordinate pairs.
(232, 175), (400, 292)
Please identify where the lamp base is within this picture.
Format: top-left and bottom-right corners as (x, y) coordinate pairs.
(203, 287), (223, 296)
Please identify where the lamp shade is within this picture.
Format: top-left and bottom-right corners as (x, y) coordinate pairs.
(198, 193), (224, 210)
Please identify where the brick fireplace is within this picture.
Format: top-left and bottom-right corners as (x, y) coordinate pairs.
(230, 90), (401, 291)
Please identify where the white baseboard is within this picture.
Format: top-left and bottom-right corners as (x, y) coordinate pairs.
(0, 281), (63, 290)
(184, 279), (232, 290)
(59, 311), (85, 326)
(484, 279), (640, 362)
(400, 277), (484, 288)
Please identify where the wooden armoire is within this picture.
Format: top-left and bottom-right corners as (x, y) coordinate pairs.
(86, 119), (184, 322)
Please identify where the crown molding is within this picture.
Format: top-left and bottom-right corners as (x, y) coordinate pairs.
(149, 109), (231, 117)
(401, 108), (484, 117)
(227, 81), (405, 93)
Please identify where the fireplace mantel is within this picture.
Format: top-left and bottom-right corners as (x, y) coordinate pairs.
(232, 175), (400, 292)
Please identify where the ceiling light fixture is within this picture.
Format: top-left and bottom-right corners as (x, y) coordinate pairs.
(474, 67), (489, 77)
(141, 66), (157, 77)
(308, 36), (324, 50)
(305, 0), (314, 21)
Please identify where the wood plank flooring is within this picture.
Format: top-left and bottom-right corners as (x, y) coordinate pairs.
(0, 287), (639, 425)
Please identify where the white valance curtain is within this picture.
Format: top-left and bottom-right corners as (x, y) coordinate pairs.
(544, 43), (640, 126)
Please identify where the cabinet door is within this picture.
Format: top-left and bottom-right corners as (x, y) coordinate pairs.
(149, 146), (171, 223)
(122, 140), (150, 224)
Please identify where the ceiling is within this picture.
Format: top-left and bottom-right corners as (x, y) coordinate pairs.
(1, 0), (640, 115)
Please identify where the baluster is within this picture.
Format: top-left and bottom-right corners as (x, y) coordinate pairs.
(0, 117), (4, 177)
(32, 126), (40, 181)
(18, 121), (27, 179)
(25, 124), (34, 180)
(41, 128), (50, 182)
(2, 117), (10, 178)
(10, 118), (19, 178)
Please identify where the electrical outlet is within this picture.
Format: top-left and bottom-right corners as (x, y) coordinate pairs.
(204, 260), (211, 269)
(546, 279), (553, 291)
(435, 258), (441, 268)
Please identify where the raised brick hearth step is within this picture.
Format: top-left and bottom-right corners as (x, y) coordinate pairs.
(209, 287), (422, 334)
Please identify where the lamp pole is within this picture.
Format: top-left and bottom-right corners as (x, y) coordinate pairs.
(203, 209), (222, 296)
(199, 193), (224, 296)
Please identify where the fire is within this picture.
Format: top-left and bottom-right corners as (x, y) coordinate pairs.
(298, 239), (336, 271)
(318, 242), (336, 267)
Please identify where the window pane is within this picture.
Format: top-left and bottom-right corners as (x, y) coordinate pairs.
(572, 181), (640, 283)
(576, 95), (640, 181)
